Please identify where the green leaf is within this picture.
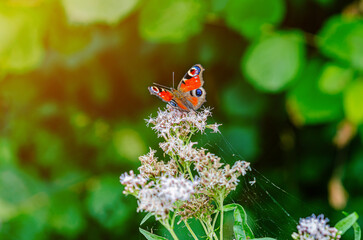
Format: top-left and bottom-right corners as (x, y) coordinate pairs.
(234, 223), (247, 240)
(352, 220), (362, 240)
(61, 0), (140, 24)
(343, 79), (363, 125)
(286, 59), (343, 125)
(139, 228), (168, 240)
(225, 0), (285, 39)
(242, 31), (305, 92)
(0, 6), (45, 74)
(141, 212), (154, 226)
(318, 63), (353, 94)
(318, 16), (363, 70)
(232, 204), (254, 240)
(139, 0), (205, 43)
(335, 212), (359, 234)
(223, 203), (238, 212)
(342, 212), (361, 240)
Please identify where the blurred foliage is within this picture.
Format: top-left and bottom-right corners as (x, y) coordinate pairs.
(0, 0), (362, 239)
(243, 31), (305, 92)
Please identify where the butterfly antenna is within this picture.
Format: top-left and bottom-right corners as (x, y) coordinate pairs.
(152, 82), (172, 90)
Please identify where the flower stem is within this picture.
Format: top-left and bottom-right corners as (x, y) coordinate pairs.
(205, 220), (219, 240)
(199, 220), (218, 240)
(199, 220), (211, 239)
(184, 220), (199, 240)
(212, 211), (219, 230)
(186, 163), (194, 183)
(170, 152), (183, 172)
(185, 129), (195, 144)
(219, 195), (224, 240)
(162, 221), (179, 240)
(168, 228), (179, 240)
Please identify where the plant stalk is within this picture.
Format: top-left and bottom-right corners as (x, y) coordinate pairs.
(206, 220), (219, 240)
(184, 220), (199, 240)
(219, 195), (224, 240)
(186, 163), (194, 183)
(162, 221), (179, 240)
(200, 220), (212, 240)
(168, 228), (179, 240)
(212, 211), (219, 231)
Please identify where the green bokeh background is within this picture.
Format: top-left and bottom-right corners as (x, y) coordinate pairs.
(0, 0), (362, 239)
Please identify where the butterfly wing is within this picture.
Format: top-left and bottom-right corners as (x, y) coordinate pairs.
(177, 64), (206, 110)
(184, 87), (206, 110)
(177, 64), (204, 92)
(148, 86), (189, 111)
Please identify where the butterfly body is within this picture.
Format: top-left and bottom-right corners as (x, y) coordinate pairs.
(148, 64), (206, 111)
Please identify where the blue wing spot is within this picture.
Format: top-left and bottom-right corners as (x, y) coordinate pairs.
(193, 66), (201, 74)
(196, 89), (203, 97)
(169, 100), (177, 107)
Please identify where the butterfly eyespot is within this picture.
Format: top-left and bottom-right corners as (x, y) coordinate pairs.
(152, 86), (159, 92)
(188, 66), (200, 77)
(195, 89), (203, 97)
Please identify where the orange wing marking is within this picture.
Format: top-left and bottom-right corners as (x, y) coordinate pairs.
(158, 90), (173, 101)
(179, 76), (202, 92)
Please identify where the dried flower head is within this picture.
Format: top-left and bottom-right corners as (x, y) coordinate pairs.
(192, 149), (251, 198)
(138, 148), (178, 179)
(178, 194), (215, 222)
(292, 214), (342, 240)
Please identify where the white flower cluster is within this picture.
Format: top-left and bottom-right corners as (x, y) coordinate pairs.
(137, 148), (178, 178)
(158, 176), (196, 202)
(146, 106), (220, 138)
(292, 214), (341, 240)
(120, 170), (147, 194)
(158, 134), (251, 198)
(121, 106), (250, 224)
(137, 176), (196, 220)
(194, 151), (251, 196)
(159, 137), (198, 162)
